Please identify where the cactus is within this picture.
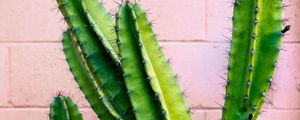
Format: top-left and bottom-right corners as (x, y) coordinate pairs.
(58, 0), (134, 119)
(49, 95), (83, 120)
(54, 0), (191, 120)
(222, 0), (287, 119)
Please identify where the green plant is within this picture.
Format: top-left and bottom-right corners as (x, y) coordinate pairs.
(49, 95), (83, 120)
(222, 0), (287, 119)
(55, 0), (191, 120)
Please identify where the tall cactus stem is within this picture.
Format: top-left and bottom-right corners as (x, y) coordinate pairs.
(117, 3), (163, 120)
(62, 31), (120, 119)
(131, 3), (192, 120)
(80, 0), (120, 63)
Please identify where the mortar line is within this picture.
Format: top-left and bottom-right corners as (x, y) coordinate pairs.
(205, 0), (208, 41)
(8, 47), (12, 107)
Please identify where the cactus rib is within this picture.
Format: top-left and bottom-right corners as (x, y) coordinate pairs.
(49, 95), (83, 120)
(131, 3), (192, 120)
(117, 3), (163, 120)
(249, 0), (283, 119)
(80, 0), (120, 63)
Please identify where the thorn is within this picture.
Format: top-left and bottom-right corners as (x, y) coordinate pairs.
(282, 18), (289, 23)
(249, 65), (254, 72)
(167, 58), (172, 64)
(226, 16), (233, 21)
(254, 19), (259, 25)
(215, 101), (225, 110)
(253, 105), (257, 111)
(244, 96), (248, 101)
(181, 89), (188, 97)
(224, 94), (229, 100)
(134, 0), (141, 4)
(146, 77), (151, 82)
(174, 74), (181, 80)
(274, 61), (278, 69)
(154, 93), (159, 100)
(221, 34), (232, 41)
(282, 4), (292, 8)
(250, 49), (255, 55)
(261, 92), (266, 97)
(114, 0), (121, 5)
(144, 8), (151, 15)
(251, 34), (256, 39)
(246, 81), (251, 87)
(255, 7), (259, 13)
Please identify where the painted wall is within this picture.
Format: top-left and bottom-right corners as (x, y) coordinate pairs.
(0, 0), (299, 119)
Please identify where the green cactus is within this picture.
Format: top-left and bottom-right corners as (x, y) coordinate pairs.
(54, 0), (191, 120)
(222, 0), (286, 119)
(62, 31), (121, 119)
(49, 95), (83, 120)
(130, 4), (192, 119)
(57, 0), (134, 119)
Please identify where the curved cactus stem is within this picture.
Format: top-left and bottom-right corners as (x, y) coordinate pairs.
(117, 3), (163, 120)
(49, 95), (83, 120)
(62, 31), (119, 119)
(249, 0), (283, 119)
(131, 3), (192, 120)
(80, 0), (120, 63)
(57, 0), (134, 119)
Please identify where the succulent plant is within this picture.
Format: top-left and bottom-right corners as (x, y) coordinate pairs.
(55, 0), (191, 120)
(49, 95), (83, 120)
(221, 0), (288, 119)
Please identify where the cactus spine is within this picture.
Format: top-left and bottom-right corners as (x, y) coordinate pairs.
(49, 95), (83, 120)
(222, 0), (285, 119)
(55, 0), (191, 120)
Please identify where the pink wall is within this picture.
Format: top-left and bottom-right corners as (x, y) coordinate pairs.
(0, 0), (299, 119)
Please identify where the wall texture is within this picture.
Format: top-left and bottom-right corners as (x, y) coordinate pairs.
(0, 0), (299, 119)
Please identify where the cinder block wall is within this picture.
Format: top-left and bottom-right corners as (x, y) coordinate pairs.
(0, 0), (299, 119)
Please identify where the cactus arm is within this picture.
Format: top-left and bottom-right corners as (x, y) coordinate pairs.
(63, 96), (84, 120)
(222, 0), (258, 119)
(59, 96), (71, 119)
(49, 96), (83, 120)
(117, 3), (162, 120)
(62, 31), (119, 119)
(131, 4), (192, 120)
(249, 0), (283, 119)
(80, 0), (120, 63)
(130, 4), (170, 120)
(57, 0), (134, 119)
(50, 96), (67, 120)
